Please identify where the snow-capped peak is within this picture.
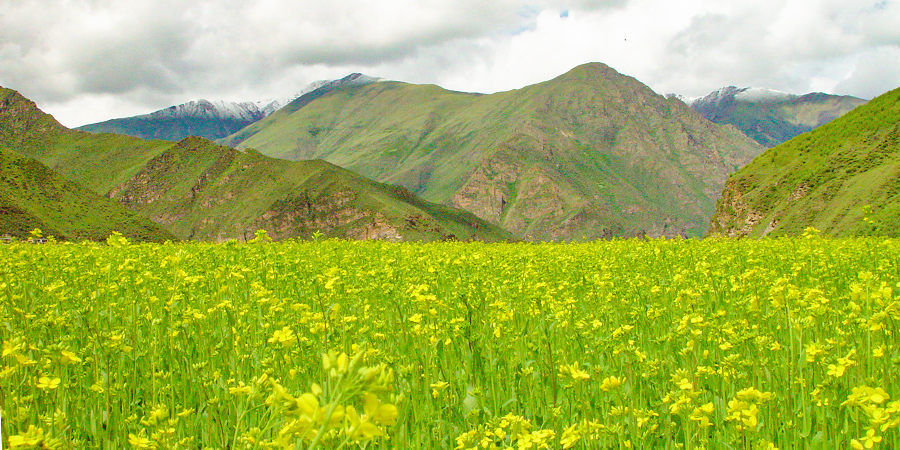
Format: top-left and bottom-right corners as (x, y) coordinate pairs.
(687, 86), (798, 107)
(127, 73), (385, 124)
(136, 99), (267, 122)
(688, 86), (743, 107)
(734, 87), (795, 103)
(665, 93), (699, 104)
(252, 74), (384, 116)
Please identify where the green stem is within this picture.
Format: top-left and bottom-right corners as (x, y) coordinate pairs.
(305, 392), (345, 450)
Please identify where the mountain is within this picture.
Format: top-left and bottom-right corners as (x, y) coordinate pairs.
(0, 86), (509, 242)
(683, 86), (867, 147)
(0, 145), (176, 241)
(708, 87), (900, 237)
(77, 99), (271, 142)
(221, 63), (764, 240)
(76, 73), (381, 142)
(106, 136), (509, 242)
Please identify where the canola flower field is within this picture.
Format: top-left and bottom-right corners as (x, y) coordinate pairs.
(1, 231), (899, 450)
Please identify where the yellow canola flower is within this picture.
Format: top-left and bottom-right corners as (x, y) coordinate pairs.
(805, 343), (825, 362)
(2, 340), (22, 357)
(843, 386), (890, 407)
(558, 363), (590, 381)
(9, 425), (45, 448)
(363, 392), (399, 426)
(600, 376), (623, 391)
(560, 423), (581, 449)
(296, 392), (319, 417)
(690, 402), (716, 428)
(59, 349), (82, 365)
(128, 432), (153, 449)
(431, 380), (450, 398)
(267, 326), (297, 348)
(851, 429), (882, 449)
(827, 363), (846, 377)
(228, 381), (252, 395)
(322, 350), (352, 375)
(515, 428), (556, 449)
(14, 353), (36, 367)
(36, 376), (61, 390)
(735, 387), (774, 402)
(345, 404), (385, 440)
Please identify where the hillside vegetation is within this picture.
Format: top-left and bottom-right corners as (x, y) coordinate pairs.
(0, 146), (175, 241)
(223, 63), (764, 240)
(0, 87), (509, 242)
(709, 87), (900, 237)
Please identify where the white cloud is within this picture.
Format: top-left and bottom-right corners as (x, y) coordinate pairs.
(0, 0), (897, 127)
(834, 46), (900, 98)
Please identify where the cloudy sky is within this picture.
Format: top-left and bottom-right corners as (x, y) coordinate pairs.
(2, 0), (899, 128)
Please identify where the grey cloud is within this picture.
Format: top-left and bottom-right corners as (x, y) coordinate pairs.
(2, 0), (898, 127)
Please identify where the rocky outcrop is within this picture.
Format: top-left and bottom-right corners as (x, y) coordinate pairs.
(707, 178), (764, 237)
(251, 191), (402, 242)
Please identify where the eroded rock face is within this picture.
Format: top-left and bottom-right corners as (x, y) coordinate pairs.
(709, 177), (817, 237)
(250, 191), (402, 242)
(707, 179), (763, 237)
(450, 158), (521, 224)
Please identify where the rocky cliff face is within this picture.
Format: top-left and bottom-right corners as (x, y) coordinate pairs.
(104, 137), (507, 242)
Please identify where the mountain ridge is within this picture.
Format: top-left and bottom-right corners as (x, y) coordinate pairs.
(0, 85), (510, 242)
(682, 86), (867, 147)
(222, 62), (765, 240)
(0, 143), (176, 242)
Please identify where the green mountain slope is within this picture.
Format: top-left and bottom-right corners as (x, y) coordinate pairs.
(0, 87), (510, 242)
(222, 63), (764, 239)
(0, 146), (176, 241)
(709, 87), (900, 237)
(107, 136), (511, 241)
(689, 87), (866, 147)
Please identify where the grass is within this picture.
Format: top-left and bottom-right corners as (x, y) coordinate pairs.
(710, 88), (900, 237)
(0, 146), (175, 242)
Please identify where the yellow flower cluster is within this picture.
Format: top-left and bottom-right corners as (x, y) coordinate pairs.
(2, 236), (900, 449)
(726, 387), (774, 433)
(265, 350), (398, 449)
(455, 414), (556, 450)
(843, 386), (900, 449)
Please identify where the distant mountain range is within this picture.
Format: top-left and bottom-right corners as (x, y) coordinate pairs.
(676, 86), (866, 147)
(221, 63), (764, 239)
(77, 73), (381, 141)
(81, 77), (867, 151)
(709, 87), (900, 237)
(0, 86), (508, 242)
(5, 63), (892, 242)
